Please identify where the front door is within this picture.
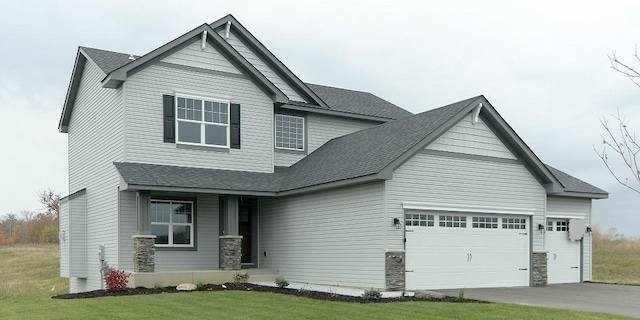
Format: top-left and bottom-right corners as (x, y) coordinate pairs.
(238, 202), (255, 265)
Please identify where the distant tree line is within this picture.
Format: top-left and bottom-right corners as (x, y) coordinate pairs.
(0, 190), (59, 245)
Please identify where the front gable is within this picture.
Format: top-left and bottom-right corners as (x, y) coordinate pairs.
(425, 113), (517, 160)
(160, 39), (242, 75)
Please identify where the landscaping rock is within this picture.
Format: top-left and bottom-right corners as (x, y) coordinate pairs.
(414, 290), (446, 299)
(176, 283), (197, 291)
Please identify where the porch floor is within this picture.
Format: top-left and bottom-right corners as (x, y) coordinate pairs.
(128, 268), (278, 288)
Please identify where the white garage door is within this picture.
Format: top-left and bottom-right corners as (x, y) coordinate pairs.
(546, 219), (581, 284)
(405, 211), (530, 290)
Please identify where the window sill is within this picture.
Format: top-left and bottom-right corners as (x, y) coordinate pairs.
(176, 143), (230, 153)
(155, 245), (197, 252)
(274, 148), (307, 155)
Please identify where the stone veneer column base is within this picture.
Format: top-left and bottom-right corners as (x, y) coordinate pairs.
(133, 235), (156, 272)
(532, 251), (548, 286)
(219, 236), (243, 270)
(385, 251), (405, 291)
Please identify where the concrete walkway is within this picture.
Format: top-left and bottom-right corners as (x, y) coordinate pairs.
(251, 281), (413, 298)
(436, 283), (640, 318)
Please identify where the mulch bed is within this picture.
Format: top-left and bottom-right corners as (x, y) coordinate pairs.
(52, 282), (486, 303)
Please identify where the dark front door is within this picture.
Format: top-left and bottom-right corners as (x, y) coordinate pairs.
(238, 204), (253, 264)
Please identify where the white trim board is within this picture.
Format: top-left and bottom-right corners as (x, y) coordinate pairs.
(402, 202), (534, 216)
(546, 214), (586, 220)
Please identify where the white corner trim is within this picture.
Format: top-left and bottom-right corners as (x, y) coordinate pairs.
(402, 202), (534, 216)
(546, 214), (585, 219)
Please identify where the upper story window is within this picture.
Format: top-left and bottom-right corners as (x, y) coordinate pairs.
(275, 114), (304, 151)
(176, 96), (229, 147)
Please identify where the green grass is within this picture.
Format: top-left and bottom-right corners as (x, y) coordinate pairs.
(0, 291), (630, 320)
(593, 247), (640, 285)
(0, 244), (68, 299)
(0, 244), (632, 319)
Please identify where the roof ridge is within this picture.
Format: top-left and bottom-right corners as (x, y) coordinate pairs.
(306, 82), (373, 95)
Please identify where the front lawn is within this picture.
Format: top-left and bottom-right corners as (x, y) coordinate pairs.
(0, 290), (629, 320)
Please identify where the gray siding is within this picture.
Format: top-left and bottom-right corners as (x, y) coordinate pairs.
(386, 153), (546, 251)
(426, 114), (516, 159)
(155, 194), (220, 271)
(123, 64), (274, 173)
(547, 196), (593, 281)
(118, 191), (137, 270)
(59, 199), (69, 277)
(259, 182), (386, 288)
(161, 39), (241, 74)
(118, 193), (220, 271)
(219, 29), (306, 102)
(69, 193), (87, 277)
(67, 60), (124, 292)
(274, 114), (378, 166)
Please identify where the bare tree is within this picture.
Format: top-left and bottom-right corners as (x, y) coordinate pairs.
(609, 46), (640, 88)
(38, 189), (60, 220)
(596, 47), (640, 194)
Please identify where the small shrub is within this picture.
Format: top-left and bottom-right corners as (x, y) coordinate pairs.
(233, 272), (250, 284)
(329, 287), (339, 298)
(362, 288), (382, 300)
(103, 269), (130, 292)
(275, 276), (289, 288)
(298, 283), (311, 294)
(458, 288), (466, 300)
(196, 281), (204, 289)
(153, 283), (163, 290)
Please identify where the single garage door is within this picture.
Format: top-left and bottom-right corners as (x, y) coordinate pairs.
(546, 219), (581, 284)
(405, 211), (530, 290)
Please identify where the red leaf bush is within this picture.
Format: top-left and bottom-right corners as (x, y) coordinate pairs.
(104, 269), (130, 292)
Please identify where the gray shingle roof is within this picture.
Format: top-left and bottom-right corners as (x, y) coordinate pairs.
(306, 83), (413, 120)
(79, 47), (412, 121)
(113, 96), (606, 198)
(114, 162), (283, 192)
(546, 165), (608, 195)
(280, 96), (479, 191)
(80, 47), (137, 74)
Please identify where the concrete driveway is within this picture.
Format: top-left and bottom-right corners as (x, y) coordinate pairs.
(436, 283), (640, 318)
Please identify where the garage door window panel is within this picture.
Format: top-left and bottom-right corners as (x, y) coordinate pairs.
(439, 215), (467, 228)
(502, 218), (526, 230)
(406, 214), (434, 227)
(472, 216), (498, 229)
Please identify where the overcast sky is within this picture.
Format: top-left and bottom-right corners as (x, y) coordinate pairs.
(1, 0), (639, 236)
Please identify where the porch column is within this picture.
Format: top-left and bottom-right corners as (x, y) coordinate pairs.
(133, 235), (156, 272)
(224, 195), (239, 235)
(220, 196), (242, 270)
(137, 191), (151, 235)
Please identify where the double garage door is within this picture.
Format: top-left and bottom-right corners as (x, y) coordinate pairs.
(405, 211), (530, 290)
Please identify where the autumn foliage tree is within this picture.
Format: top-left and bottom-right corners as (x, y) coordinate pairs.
(0, 189), (60, 245)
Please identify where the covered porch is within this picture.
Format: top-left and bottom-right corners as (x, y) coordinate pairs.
(115, 162), (282, 286)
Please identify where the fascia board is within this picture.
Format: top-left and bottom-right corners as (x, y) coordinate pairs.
(211, 15), (329, 108)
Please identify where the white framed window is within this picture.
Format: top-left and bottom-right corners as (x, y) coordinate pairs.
(176, 95), (229, 147)
(472, 216), (498, 229)
(405, 213), (434, 227)
(275, 114), (304, 151)
(556, 220), (568, 232)
(547, 220), (554, 231)
(150, 200), (194, 247)
(502, 218), (527, 230)
(439, 215), (467, 228)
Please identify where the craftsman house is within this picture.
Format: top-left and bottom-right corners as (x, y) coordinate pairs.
(58, 14), (607, 293)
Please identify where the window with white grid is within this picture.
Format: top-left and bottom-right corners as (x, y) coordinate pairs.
(275, 114), (304, 150)
(472, 216), (498, 229)
(405, 213), (434, 227)
(439, 215), (467, 228)
(502, 217), (527, 230)
(556, 220), (568, 231)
